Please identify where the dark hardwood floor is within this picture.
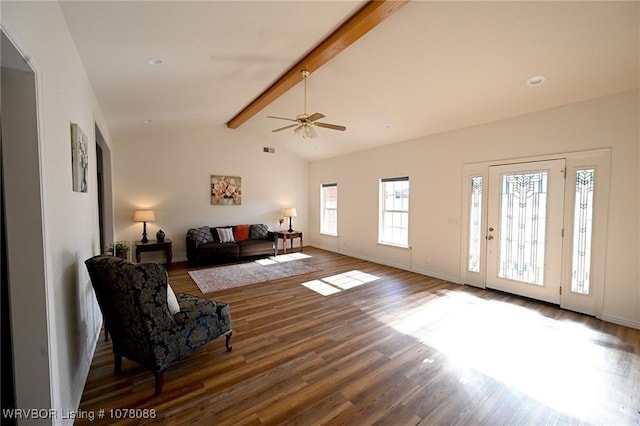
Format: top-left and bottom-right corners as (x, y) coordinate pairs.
(78, 247), (640, 425)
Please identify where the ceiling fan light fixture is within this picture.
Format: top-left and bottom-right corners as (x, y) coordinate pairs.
(305, 125), (317, 139)
(294, 123), (317, 139)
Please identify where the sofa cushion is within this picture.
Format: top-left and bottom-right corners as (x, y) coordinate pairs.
(234, 224), (250, 242)
(217, 227), (236, 243)
(250, 224), (269, 239)
(188, 226), (214, 247)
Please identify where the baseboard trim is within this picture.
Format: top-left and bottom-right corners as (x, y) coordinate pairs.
(309, 244), (462, 285)
(410, 266), (462, 285)
(599, 313), (640, 330)
(66, 318), (102, 426)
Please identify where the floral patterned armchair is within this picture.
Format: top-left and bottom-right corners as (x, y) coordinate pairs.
(85, 255), (232, 395)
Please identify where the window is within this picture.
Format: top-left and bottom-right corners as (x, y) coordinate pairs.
(320, 183), (338, 235)
(571, 169), (595, 295)
(379, 177), (409, 247)
(498, 171), (549, 286)
(468, 176), (483, 273)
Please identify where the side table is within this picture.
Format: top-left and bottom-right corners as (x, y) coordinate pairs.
(274, 231), (303, 254)
(135, 239), (172, 267)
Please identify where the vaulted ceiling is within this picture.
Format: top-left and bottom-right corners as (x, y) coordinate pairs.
(60, 1), (639, 161)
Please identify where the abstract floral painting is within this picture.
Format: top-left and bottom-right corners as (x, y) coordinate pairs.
(211, 175), (242, 205)
(71, 122), (89, 193)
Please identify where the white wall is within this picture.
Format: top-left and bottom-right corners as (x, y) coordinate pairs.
(112, 125), (309, 262)
(309, 90), (639, 328)
(3, 1), (111, 423)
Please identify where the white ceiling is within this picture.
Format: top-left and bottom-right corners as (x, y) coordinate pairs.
(60, 1), (639, 162)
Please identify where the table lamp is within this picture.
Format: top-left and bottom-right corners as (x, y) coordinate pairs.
(134, 209), (155, 243)
(284, 207), (297, 232)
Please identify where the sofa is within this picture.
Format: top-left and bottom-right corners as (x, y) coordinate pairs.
(85, 255), (232, 395)
(187, 224), (276, 266)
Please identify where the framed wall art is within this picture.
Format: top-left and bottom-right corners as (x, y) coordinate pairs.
(71, 122), (89, 193)
(211, 175), (242, 205)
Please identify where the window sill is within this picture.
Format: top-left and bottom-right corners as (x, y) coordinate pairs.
(320, 232), (338, 237)
(377, 241), (410, 250)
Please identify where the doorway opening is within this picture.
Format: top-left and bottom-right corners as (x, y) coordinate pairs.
(95, 124), (114, 252)
(1, 27), (50, 421)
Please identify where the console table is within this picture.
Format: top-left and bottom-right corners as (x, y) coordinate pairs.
(274, 231), (303, 254)
(135, 239), (172, 267)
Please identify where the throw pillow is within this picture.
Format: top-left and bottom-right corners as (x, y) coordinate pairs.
(188, 226), (214, 247)
(217, 227), (236, 243)
(250, 224), (269, 239)
(166, 283), (180, 315)
(234, 224), (250, 242)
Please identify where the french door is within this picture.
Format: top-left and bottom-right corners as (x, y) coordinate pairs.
(486, 159), (566, 304)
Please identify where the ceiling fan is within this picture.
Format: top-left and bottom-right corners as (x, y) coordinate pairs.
(268, 69), (346, 139)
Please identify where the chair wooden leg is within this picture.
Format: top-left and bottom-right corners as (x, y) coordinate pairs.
(154, 371), (164, 396)
(225, 330), (233, 351)
(114, 353), (122, 374)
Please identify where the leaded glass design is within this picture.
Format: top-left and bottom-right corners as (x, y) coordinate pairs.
(468, 176), (482, 273)
(571, 169), (594, 295)
(498, 172), (548, 285)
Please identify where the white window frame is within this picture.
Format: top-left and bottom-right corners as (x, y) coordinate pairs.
(378, 176), (410, 247)
(320, 183), (338, 236)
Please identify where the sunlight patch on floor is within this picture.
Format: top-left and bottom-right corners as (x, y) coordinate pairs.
(302, 280), (342, 296)
(380, 290), (620, 421)
(302, 270), (380, 296)
(256, 252), (312, 266)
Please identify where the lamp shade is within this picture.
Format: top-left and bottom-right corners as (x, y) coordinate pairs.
(133, 210), (156, 222)
(283, 208), (297, 218)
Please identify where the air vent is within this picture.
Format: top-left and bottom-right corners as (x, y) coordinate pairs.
(263, 147), (275, 154)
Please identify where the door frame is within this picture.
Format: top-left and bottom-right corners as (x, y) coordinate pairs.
(460, 149), (611, 317)
(1, 26), (53, 417)
(95, 123), (114, 252)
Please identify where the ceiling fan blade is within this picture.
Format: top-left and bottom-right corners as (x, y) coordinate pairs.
(272, 124), (298, 133)
(267, 116), (298, 122)
(315, 122), (346, 131)
(307, 112), (326, 122)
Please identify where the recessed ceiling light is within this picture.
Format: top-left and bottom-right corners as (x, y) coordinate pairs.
(526, 75), (546, 87)
(145, 58), (164, 66)
(383, 123), (393, 129)
(143, 120), (153, 124)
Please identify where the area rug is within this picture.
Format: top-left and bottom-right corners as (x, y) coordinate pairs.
(189, 257), (320, 294)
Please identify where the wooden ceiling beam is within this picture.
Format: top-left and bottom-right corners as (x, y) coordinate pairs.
(226, 0), (410, 129)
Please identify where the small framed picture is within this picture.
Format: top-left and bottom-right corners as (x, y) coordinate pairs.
(71, 122), (88, 193)
(211, 175), (242, 205)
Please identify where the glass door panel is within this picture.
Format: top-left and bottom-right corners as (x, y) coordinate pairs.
(487, 159), (565, 304)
